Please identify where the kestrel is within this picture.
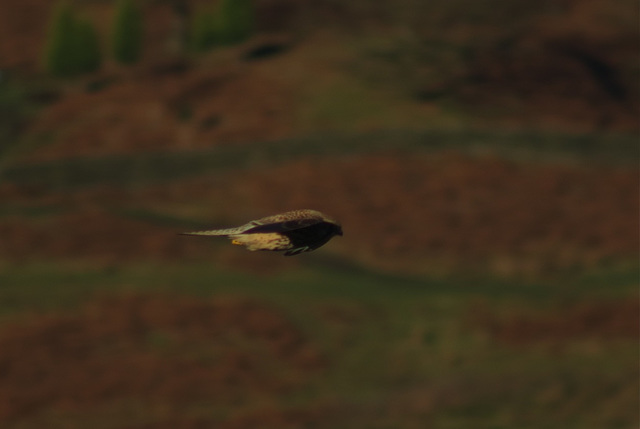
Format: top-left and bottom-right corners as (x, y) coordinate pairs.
(181, 209), (343, 256)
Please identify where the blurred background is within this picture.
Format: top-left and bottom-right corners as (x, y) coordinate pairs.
(0, 0), (638, 428)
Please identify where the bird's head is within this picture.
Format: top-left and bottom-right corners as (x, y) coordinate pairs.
(312, 210), (343, 237)
(333, 223), (343, 237)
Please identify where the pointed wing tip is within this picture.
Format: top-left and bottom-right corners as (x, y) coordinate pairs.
(179, 230), (230, 237)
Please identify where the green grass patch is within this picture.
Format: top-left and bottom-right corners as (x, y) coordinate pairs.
(0, 259), (636, 316)
(2, 130), (637, 190)
(0, 260), (637, 428)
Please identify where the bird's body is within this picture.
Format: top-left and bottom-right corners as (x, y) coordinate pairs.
(181, 209), (342, 256)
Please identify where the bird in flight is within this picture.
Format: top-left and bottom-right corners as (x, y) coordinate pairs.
(181, 209), (343, 256)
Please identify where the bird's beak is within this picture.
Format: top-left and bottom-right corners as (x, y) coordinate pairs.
(337, 228), (343, 236)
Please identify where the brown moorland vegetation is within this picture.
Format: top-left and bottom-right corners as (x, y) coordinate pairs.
(1, 152), (636, 275)
(0, 294), (324, 424)
(0, 0), (638, 427)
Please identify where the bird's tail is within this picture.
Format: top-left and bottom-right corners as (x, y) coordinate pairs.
(179, 226), (246, 237)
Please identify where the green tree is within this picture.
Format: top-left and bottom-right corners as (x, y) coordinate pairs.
(112, 0), (142, 64)
(216, 0), (254, 45)
(44, 2), (77, 76)
(75, 18), (102, 73)
(44, 3), (102, 77)
(190, 5), (217, 52)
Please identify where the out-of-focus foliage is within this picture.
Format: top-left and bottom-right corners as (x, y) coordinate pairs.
(0, 84), (29, 156)
(216, 0), (254, 45)
(190, 4), (217, 52)
(74, 18), (102, 74)
(112, 0), (142, 64)
(44, 2), (76, 77)
(190, 0), (254, 51)
(44, 2), (101, 77)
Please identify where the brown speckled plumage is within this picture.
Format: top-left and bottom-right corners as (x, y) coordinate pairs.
(181, 209), (342, 256)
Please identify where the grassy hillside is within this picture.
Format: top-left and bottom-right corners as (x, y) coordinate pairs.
(0, 261), (637, 429)
(0, 131), (638, 428)
(0, 0), (638, 427)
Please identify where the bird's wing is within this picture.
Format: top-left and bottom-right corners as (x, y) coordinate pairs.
(179, 226), (248, 236)
(245, 218), (323, 234)
(250, 210), (323, 224)
(180, 210), (329, 236)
